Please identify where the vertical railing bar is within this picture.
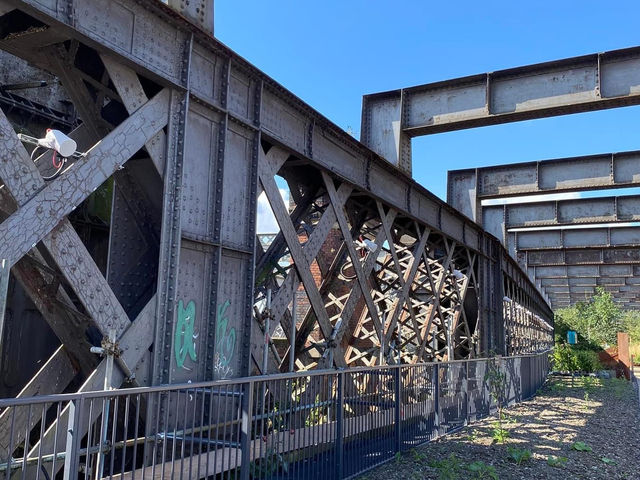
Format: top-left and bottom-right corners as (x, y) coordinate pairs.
(210, 387), (218, 478)
(20, 403), (32, 480)
(160, 392), (170, 480)
(189, 386), (199, 479)
(63, 397), (84, 480)
(109, 395), (119, 479)
(121, 395), (131, 477)
(170, 390), (180, 479)
(51, 401), (61, 478)
(394, 366), (401, 453)
(196, 387), (205, 480)
(95, 396), (107, 479)
(34, 403), (47, 480)
(148, 391), (161, 479)
(131, 394), (141, 480)
(178, 389), (189, 480)
(206, 387), (214, 477)
(221, 377), (230, 480)
(85, 399), (95, 480)
(234, 384), (241, 480)
(335, 371), (344, 479)
(5, 406), (15, 480)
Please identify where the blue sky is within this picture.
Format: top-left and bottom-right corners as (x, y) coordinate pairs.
(215, 1), (640, 201)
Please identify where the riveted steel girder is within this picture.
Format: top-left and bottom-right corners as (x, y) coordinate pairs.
(363, 47), (640, 173)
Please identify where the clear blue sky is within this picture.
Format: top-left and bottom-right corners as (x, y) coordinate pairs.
(215, 1), (640, 200)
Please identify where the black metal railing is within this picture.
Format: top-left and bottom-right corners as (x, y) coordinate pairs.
(0, 351), (550, 479)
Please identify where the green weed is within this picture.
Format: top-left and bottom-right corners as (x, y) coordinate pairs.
(547, 455), (568, 468)
(490, 421), (510, 444)
(467, 460), (498, 479)
(507, 447), (532, 465)
(571, 441), (592, 452)
(429, 453), (462, 480)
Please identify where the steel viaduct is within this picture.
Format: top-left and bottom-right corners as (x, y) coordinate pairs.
(0, 0), (636, 476)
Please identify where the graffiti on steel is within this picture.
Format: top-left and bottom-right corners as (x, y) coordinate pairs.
(174, 299), (198, 370)
(214, 300), (236, 378)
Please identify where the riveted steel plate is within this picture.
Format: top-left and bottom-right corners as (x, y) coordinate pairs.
(181, 104), (221, 240)
(369, 162), (407, 209)
(564, 249), (602, 264)
(190, 43), (224, 107)
(612, 152), (640, 184)
(479, 165), (537, 197)
(313, 127), (365, 186)
(220, 122), (254, 248)
(492, 66), (596, 115)
(214, 250), (248, 379)
(483, 206), (505, 241)
(107, 185), (155, 315)
(408, 81), (486, 128)
(416, 195), (440, 228)
(261, 89), (307, 154)
(171, 241), (214, 383)
(77, 0), (134, 52)
(601, 55), (640, 98)
(604, 248), (640, 263)
(229, 65), (255, 121)
(440, 209), (464, 242)
(527, 250), (563, 265)
(75, 0), (185, 83)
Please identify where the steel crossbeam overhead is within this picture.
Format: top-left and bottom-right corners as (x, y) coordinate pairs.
(524, 247), (640, 266)
(361, 47), (640, 173)
(510, 227), (640, 252)
(0, 1), (556, 473)
(530, 264), (640, 279)
(483, 194), (640, 248)
(449, 149), (640, 222)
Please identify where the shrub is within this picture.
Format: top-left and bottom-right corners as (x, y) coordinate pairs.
(552, 344), (601, 373)
(552, 344), (579, 372)
(575, 349), (601, 373)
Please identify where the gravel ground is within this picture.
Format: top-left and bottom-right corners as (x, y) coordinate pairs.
(357, 375), (640, 480)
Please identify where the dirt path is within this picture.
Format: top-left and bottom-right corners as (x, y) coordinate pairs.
(357, 375), (640, 480)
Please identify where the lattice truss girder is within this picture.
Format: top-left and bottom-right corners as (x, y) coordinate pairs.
(0, 37), (182, 468)
(503, 279), (554, 355)
(255, 145), (483, 371)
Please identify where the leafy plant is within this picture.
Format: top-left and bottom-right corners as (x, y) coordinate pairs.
(466, 429), (480, 442)
(485, 355), (509, 443)
(249, 447), (289, 477)
(429, 453), (462, 480)
(490, 420), (510, 444)
(467, 460), (498, 479)
(394, 451), (403, 464)
(410, 448), (427, 463)
(601, 457), (617, 465)
(571, 441), (592, 452)
(507, 447), (532, 465)
(547, 455), (568, 468)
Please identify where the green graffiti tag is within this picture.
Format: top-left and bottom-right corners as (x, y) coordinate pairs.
(215, 300), (236, 368)
(175, 300), (198, 370)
